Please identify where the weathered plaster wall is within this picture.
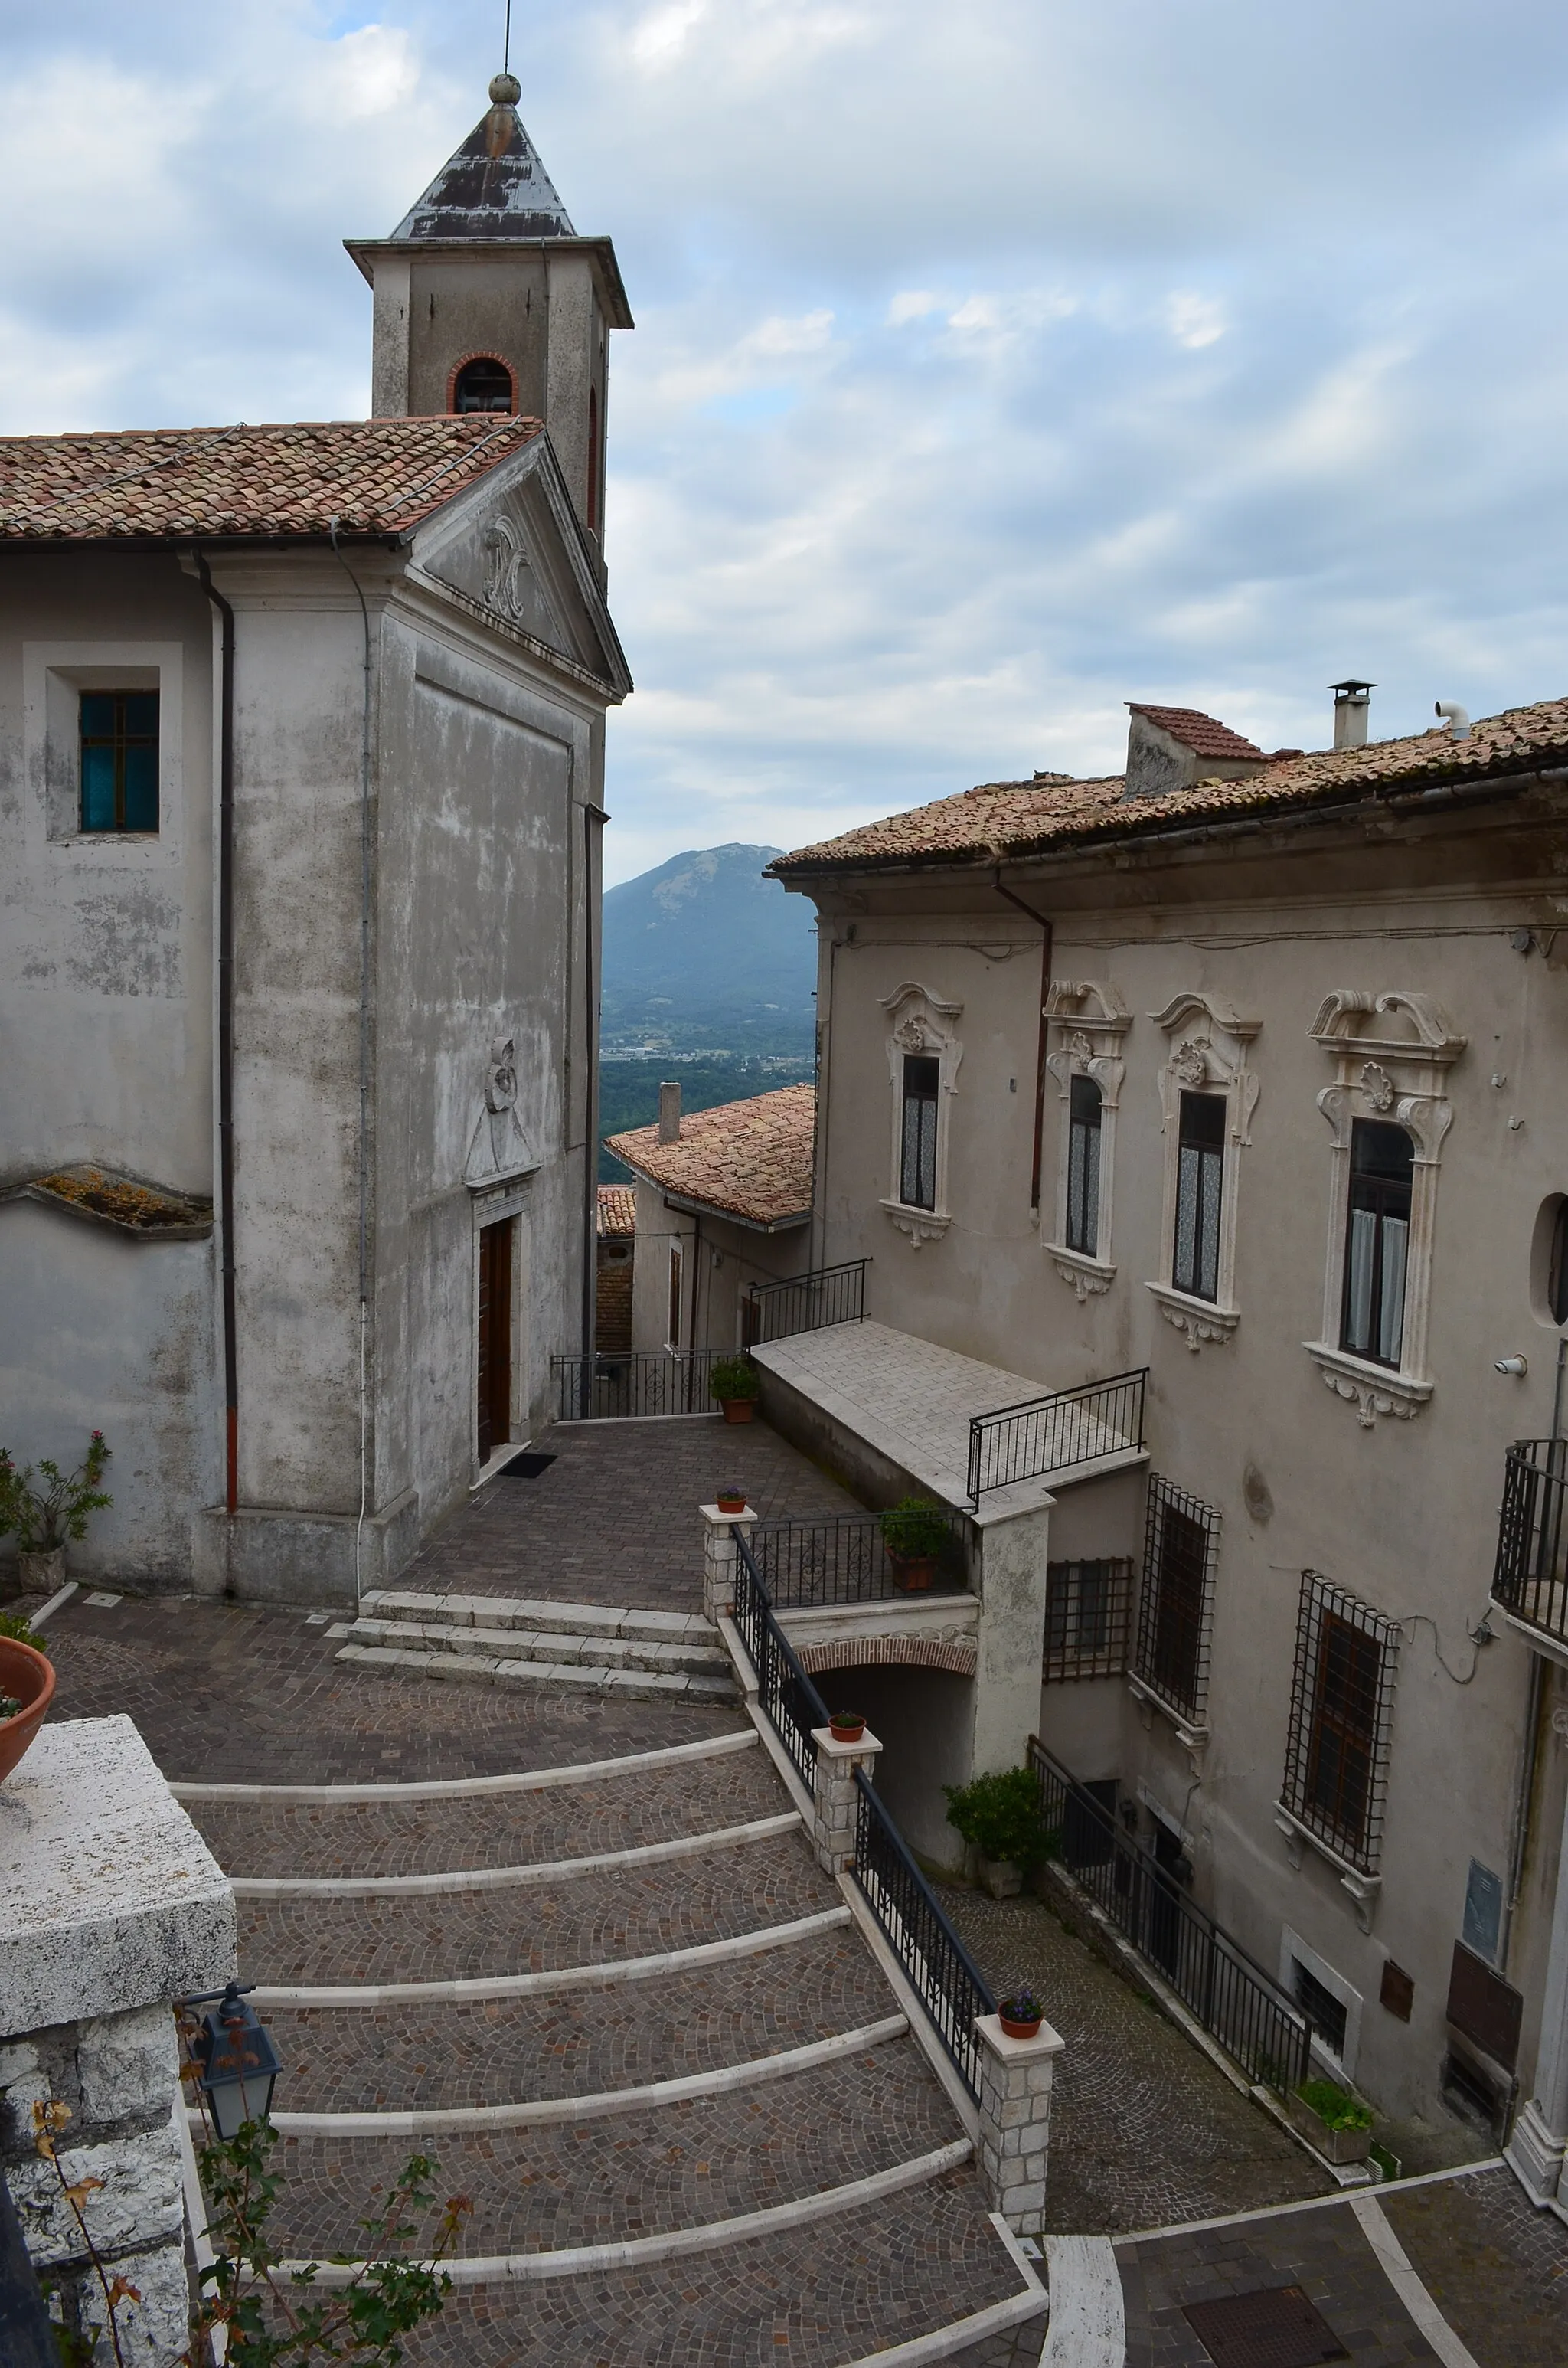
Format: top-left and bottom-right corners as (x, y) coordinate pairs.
(623, 1176), (810, 1356)
(799, 808), (1568, 2124)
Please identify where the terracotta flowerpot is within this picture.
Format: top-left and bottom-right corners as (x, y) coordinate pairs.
(830, 1716), (866, 1744)
(888, 1551), (936, 1592)
(717, 1495), (747, 1515)
(19, 1548), (66, 1598)
(0, 1637), (57, 1783)
(720, 1399), (756, 1424)
(999, 2012), (1044, 2041)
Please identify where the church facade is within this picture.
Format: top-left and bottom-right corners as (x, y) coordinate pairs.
(0, 81), (630, 1603)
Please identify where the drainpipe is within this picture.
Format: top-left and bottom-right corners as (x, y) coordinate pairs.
(193, 553), (239, 1526)
(582, 803), (605, 1417)
(991, 870), (1054, 1213)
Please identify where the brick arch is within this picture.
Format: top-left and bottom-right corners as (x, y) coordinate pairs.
(446, 352), (518, 414)
(795, 1635), (977, 1680)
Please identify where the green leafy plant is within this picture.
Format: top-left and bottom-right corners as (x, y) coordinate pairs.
(1297, 2077), (1374, 2132)
(708, 1356), (760, 1403)
(880, 1496), (949, 1558)
(943, 1767), (1055, 1867)
(0, 1609), (44, 1648)
(0, 1432), (113, 1554)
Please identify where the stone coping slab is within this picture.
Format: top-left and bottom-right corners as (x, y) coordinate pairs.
(0, 1716), (234, 2033)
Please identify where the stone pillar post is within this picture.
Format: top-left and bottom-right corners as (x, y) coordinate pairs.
(974, 2010), (1064, 2236)
(0, 1717), (236, 2367)
(969, 1502), (1053, 1779)
(810, 1724), (883, 1876)
(699, 1503), (757, 1624)
(1508, 1706), (1568, 2213)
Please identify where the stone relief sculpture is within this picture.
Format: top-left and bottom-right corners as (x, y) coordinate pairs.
(465, 1033), (537, 1186)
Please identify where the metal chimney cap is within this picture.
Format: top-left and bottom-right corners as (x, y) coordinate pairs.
(1329, 680), (1376, 695)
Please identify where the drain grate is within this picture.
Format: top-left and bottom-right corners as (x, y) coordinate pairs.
(1182, 2285), (1348, 2368)
(500, 1451), (557, 1479)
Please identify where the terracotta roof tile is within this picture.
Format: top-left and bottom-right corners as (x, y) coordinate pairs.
(605, 1085), (815, 1228)
(596, 1184), (637, 1238)
(1127, 703), (1267, 761)
(0, 416), (544, 543)
(772, 697), (1568, 878)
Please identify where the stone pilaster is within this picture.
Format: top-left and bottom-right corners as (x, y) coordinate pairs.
(1508, 1701), (1568, 2218)
(810, 1724), (883, 1876)
(973, 2010), (1064, 2235)
(0, 1717), (236, 2366)
(699, 1503), (757, 1624)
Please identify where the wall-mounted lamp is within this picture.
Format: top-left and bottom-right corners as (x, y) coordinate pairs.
(181, 1981), (282, 2140)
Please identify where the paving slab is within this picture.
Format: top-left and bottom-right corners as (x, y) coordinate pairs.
(1380, 2164), (1568, 2365)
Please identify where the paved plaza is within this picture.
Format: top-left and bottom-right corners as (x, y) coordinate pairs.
(18, 1413), (1568, 2363)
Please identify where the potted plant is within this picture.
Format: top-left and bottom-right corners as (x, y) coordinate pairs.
(715, 1486), (748, 1514)
(943, 1766), (1055, 1899)
(880, 1496), (949, 1591)
(829, 1709), (866, 1744)
(1285, 2076), (1375, 2166)
(709, 1356), (761, 1426)
(0, 1431), (112, 1600)
(0, 1612), (56, 1783)
(997, 1989), (1046, 2041)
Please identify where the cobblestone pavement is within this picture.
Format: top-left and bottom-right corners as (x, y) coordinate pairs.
(937, 1880), (1331, 2232)
(272, 1927), (895, 2112)
(405, 1417), (859, 1611)
(187, 1737), (785, 1877)
(1117, 2201), (1441, 2367)
(1382, 2164), (1568, 2364)
(36, 1589), (743, 1781)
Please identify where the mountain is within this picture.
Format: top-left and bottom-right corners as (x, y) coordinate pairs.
(599, 843), (818, 1055)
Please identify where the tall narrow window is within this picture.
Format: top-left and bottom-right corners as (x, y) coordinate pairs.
(586, 383), (600, 532)
(80, 691), (158, 832)
(1341, 1120), (1413, 1367)
(1550, 1200), (1568, 1326)
(900, 1055), (940, 1209)
(1132, 1477), (1219, 1723)
(1173, 1091), (1224, 1300)
(666, 1243), (684, 1351)
(1281, 1575), (1399, 1872)
(1066, 1075), (1102, 1256)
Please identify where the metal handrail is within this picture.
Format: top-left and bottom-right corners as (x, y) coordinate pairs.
(742, 1259), (867, 1346)
(1494, 1439), (1568, 1652)
(851, 1772), (996, 2101)
(730, 1527), (830, 1792)
(550, 1349), (724, 1421)
(967, 1368), (1147, 1508)
(748, 1506), (972, 1608)
(1027, 1737), (1309, 2092)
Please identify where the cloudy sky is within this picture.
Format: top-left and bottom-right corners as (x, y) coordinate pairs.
(5, 1), (1566, 881)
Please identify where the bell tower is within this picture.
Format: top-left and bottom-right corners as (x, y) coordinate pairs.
(345, 74), (632, 567)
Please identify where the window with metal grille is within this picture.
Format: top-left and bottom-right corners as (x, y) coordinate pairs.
(1065, 1074), (1102, 1255)
(1281, 1573), (1400, 1872)
(1292, 1961), (1349, 2058)
(1341, 1120), (1413, 1367)
(1043, 1557), (1132, 1682)
(1173, 1090), (1224, 1300)
(900, 1054), (940, 1209)
(80, 690), (158, 832)
(1132, 1477), (1218, 1722)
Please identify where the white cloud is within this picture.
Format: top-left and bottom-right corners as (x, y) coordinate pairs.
(1165, 290), (1227, 349)
(887, 290), (939, 325)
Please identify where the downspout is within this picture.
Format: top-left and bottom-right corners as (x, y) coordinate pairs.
(193, 553), (239, 1529)
(328, 521), (374, 1607)
(582, 804), (604, 1418)
(991, 870), (1054, 1213)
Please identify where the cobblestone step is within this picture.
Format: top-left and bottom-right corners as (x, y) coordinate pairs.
(257, 1925), (900, 2113)
(342, 1614), (730, 1678)
(361, 1590), (716, 1645)
(335, 1637), (737, 1703)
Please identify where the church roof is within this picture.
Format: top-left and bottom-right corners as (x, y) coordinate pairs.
(0, 416), (544, 543)
(389, 83), (576, 243)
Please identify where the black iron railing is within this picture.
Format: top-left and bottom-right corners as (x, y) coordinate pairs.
(1494, 1440), (1568, 1653)
(743, 1259), (868, 1347)
(852, 1773), (996, 2101)
(749, 1507), (972, 1608)
(967, 1369), (1147, 1508)
(1027, 1738), (1309, 2092)
(730, 1528), (831, 1793)
(552, 1350), (724, 1421)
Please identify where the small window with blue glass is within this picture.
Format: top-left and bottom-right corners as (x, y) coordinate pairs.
(80, 690), (159, 832)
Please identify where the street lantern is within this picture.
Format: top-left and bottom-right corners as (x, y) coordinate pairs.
(185, 1982), (282, 2140)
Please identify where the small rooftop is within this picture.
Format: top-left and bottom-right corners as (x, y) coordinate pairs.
(605, 1084), (815, 1231)
(1125, 703), (1267, 762)
(597, 1183), (637, 1239)
(0, 415), (543, 544)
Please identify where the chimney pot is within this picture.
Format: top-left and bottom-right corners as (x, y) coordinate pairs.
(1330, 679), (1374, 751)
(658, 1081), (681, 1143)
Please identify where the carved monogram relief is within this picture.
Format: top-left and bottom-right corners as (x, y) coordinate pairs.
(466, 1032), (537, 1186)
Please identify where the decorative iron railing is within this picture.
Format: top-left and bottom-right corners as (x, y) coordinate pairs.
(742, 1259), (868, 1347)
(967, 1369), (1148, 1509)
(730, 1528), (831, 1793)
(1494, 1439), (1568, 1653)
(551, 1349), (724, 1421)
(749, 1507), (972, 1608)
(1027, 1738), (1309, 2093)
(851, 1773), (996, 2101)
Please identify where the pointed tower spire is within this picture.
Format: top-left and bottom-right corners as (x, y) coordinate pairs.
(389, 74), (577, 243)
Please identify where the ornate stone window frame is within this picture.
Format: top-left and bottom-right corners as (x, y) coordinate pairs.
(1303, 991), (1465, 1426)
(1145, 991), (1260, 1351)
(880, 982), (963, 1248)
(1044, 981), (1130, 1300)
